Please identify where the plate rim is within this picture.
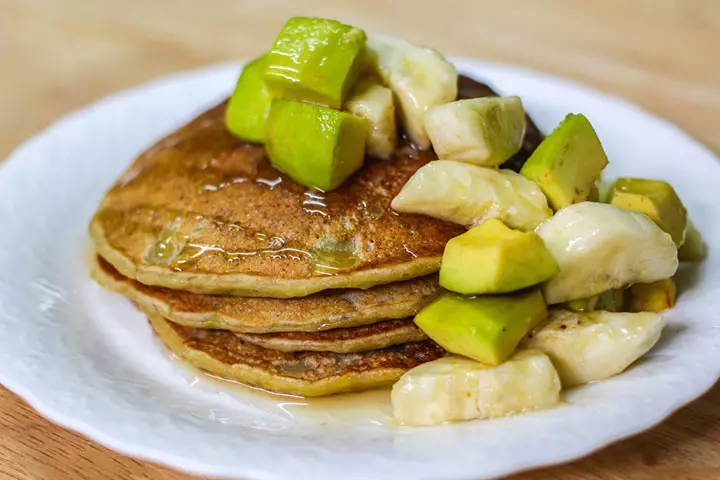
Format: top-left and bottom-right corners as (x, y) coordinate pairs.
(0, 57), (718, 480)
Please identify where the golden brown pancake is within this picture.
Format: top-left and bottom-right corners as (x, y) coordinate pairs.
(92, 255), (440, 333)
(149, 314), (445, 396)
(90, 102), (463, 297)
(235, 318), (427, 353)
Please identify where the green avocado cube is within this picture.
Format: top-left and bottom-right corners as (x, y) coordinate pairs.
(609, 178), (688, 246)
(264, 17), (367, 109)
(415, 289), (548, 366)
(564, 296), (599, 312)
(678, 219), (706, 262)
(596, 289), (625, 312)
(266, 99), (368, 191)
(439, 219), (559, 294)
(520, 113), (609, 211)
(626, 279), (676, 313)
(225, 55), (272, 143)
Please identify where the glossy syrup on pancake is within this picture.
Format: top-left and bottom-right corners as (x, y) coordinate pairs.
(91, 102), (464, 297)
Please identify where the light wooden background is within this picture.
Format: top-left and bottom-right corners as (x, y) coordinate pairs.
(2, 0), (720, 478)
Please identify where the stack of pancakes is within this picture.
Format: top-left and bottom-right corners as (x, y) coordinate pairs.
(89, 76), (541, 396)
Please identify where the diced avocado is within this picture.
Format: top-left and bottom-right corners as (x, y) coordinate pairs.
(609, 178), (688, 246)
(264, 17), (366, 109)
(626, 279), (676, 313)
(564, 296), (598, 312)
(439, 219), (558, 294)
(596, 289), (625, 312)
(414, 289), (548, 365)
(678, 219), (707, 262)
(520, 113), (609, 211)
(265, 99), (368, 191)
(597, 180), (613, 203)
(565, 290), (624, 312)
(588, 182), (600, 202)
(225, 55), (272, 143)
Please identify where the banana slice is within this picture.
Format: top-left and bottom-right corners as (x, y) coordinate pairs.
(391, 350), (561, 426)
(524, 309), (665, 387)
(391, 160), (552, 231)
(345, 77), (397, 159)
(424, 97), (526, 166)
(366, 34), (457, 150)
(536, 202), (678, 304)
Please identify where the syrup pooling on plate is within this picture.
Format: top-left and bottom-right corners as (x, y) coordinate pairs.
(179, 363), (397, 428)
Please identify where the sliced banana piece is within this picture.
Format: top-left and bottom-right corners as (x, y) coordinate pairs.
(536, 202), (678, 304)
(345, 77), (397, 159)
(391, 350), (561, 426)
(424, 97), (526, 166)
(391, 160), (552, 231)
(524, 309), (665, 387)
(366, 34), (457, 150)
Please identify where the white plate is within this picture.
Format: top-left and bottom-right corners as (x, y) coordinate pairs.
(0, 59), (718, 480)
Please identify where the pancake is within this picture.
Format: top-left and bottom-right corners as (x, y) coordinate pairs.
(149, 314), (445, 396)
(92, 255), (440, 332)
(90, 103), (463, 298)
(235, 318), (427, 353)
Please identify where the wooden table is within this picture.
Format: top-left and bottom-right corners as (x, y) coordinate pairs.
(2, 1), (719, 478)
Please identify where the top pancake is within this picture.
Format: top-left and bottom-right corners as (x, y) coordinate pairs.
(90, 102), (463, 297)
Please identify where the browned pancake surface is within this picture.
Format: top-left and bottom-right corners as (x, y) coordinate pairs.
(94, 255), (440, 332)
(236, 317), (427, 353)
(91, 102), (463, 295)
(149, 315), (445, 396)
(176, 322), (443, 382)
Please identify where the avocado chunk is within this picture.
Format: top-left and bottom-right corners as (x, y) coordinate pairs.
(609, 178), (688, 246)
(597, 180), (613, 203)
(678, 219), (707, 262)
(564, 296), (599, 312)
(596, 289), (625, 312)
(520, 113), (608, 211)
(414, 289), (548, 365)
(265, 99), (368, 191)
(626, 279), (677, 313)
(264, 17), (366, 109)
(587, 182), (600, 202)
(439, 219), (558, 294)
(225, 55), (272, 143)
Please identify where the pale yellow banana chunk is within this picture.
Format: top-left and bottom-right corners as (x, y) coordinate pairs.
(391, 160), (552, 231)
(424, 97), (526, 166)
(535, 202), (678, 304)
(366, 34), (457, 150)
(524, 309), (665, 387)
(345, 77), (397, 160)
(391, 350), (561, 426)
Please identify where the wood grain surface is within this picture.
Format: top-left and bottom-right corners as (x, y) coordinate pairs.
(2, 0), (720, 478)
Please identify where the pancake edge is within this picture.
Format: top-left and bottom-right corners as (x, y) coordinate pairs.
(149, 314), (420, 397)
(91, 217), (442, 298)
(235, 324), (428, 353)
(91, 254), (434, 333)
